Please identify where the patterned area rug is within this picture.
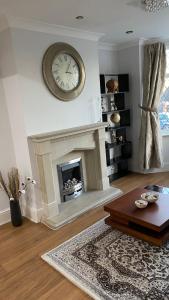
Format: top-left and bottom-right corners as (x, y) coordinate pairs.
(42, 219), (169, 300)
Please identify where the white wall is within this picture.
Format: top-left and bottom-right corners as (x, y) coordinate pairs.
(99, 44), (142, 172)
(1, 25), (167, 225)
(118, 44), (143, 172)
(118, 42), (169, 173)
(10, 28), (101, 135)
(161, 44), (169, 170)
(0, 25), (104, 224)
(0, 80), (16, 211)
(98, 45), (143, 172)
(162, 136), (169, 170)
(0, 29), (36, 224)
(98, 47), (119, 74)
(0, 29), (17, 223)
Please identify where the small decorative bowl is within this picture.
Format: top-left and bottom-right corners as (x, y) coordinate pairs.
(141, 192), (159, 203)
(135, 199), (148, 209)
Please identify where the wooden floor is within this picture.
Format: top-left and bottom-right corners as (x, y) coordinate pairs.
(1, 172), (169, 300)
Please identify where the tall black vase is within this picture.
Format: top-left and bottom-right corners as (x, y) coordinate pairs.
(10, 199), (22, 227)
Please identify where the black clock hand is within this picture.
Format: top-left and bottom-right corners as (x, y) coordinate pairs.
(66, 62), (71, 73)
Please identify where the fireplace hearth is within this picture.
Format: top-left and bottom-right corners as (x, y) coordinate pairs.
(57, 158), (84, 202)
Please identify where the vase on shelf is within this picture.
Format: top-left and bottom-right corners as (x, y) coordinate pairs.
(9, 199), (22, 227)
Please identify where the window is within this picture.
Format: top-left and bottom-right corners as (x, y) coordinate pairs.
(159, 49), (169, 135)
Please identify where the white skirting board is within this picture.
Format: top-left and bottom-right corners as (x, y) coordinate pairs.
(21, 203), (42, 223)
(0, 208), (10, 225)
(0, 205), (42, 226)
(131, 163), (169, 174)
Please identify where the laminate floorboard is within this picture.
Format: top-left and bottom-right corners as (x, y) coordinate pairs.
(0, 172), (169, 300)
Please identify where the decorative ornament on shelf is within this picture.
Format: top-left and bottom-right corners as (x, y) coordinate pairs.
(106, 79), (119, 93)
(110, 112), (121, 124)
(111, 132), (117, 143)
(143, 0), (169, 12)
(101, 96), (108, 112)
(0, 168), (36, 227)
(110, 95), (117, 111)
(118, 135), (123, 143)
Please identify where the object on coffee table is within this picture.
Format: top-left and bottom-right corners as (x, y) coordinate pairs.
(145, 185), (169, 194)
(135, 199), (148, 209)
(141, 192), (159, 203)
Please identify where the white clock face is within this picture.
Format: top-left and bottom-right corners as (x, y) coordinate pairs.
(52, 53), (80, 92)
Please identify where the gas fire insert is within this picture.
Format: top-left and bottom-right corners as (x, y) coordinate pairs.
(57, 158), (84, 202)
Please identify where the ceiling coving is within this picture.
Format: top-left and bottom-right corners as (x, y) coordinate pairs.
(143, 0), (169, 12)
(0, 0), (169, 43)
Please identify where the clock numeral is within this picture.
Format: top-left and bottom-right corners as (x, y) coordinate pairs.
(53, 70), (58, 74)
(64, 55), (67, 61)
(71, 81), (75, 88)
(56, 76), (61, 82)
(61, 81), (64, 88)
(66, 83), (70, 90)
(59, 57), (62, 63)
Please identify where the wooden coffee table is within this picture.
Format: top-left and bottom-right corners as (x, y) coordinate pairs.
(104, 187), (169, 246)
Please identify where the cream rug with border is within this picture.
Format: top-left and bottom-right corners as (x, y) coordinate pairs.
(42, 219), (169, 300)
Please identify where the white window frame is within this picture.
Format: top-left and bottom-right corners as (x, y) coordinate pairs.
(160, 45), (169, 136)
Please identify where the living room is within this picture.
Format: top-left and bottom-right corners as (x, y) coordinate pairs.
(0, 1), (169, 299)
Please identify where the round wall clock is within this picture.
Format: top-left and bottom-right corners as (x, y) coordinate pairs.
(42, 42), (86, 101)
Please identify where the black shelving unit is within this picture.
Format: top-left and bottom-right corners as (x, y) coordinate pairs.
(100, 73), (132, 182)
(100, 74), (129, 94)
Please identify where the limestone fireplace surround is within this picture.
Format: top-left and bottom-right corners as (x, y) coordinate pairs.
(29, 123), (122, 229)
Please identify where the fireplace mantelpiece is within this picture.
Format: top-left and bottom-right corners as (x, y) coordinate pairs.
(29, 123), (122, 228)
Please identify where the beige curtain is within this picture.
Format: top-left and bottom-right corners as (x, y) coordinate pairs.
(139, 42), (166, 170)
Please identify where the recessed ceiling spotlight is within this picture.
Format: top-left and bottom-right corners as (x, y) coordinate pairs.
(126, 30), (134, 34)
(75, 16), (84, 20)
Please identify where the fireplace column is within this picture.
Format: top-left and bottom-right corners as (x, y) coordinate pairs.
(85, 127), (109, 191)
(35, 141), (59, 218)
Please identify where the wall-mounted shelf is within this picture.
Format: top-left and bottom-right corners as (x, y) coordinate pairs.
(105, 141), (131, 149)
(102, 109), (130, 128)
(105, 125), (130, 132)
(106, 142), (132, 166)
(102, 108), (129, 114)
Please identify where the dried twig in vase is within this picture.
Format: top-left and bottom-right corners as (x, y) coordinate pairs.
(0, 168), (36, 201)
(8, 168), (20, 200)
(0, 171), (11, 198)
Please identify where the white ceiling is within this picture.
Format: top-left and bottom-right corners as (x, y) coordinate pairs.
(0, 0), (169, 44)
